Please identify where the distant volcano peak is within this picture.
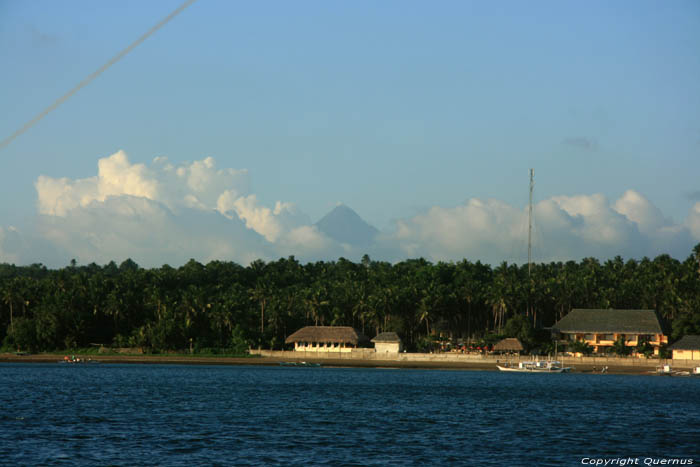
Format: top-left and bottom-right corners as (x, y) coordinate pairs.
(315, 205), (378, 246)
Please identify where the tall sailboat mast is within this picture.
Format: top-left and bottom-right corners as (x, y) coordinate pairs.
(528, 168), (534, 278)
(527, 168), (535, 325)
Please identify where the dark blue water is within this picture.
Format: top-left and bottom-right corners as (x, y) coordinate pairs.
(1, 364), (698, 466)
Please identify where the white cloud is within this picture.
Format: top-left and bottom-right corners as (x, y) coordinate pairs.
(217, 194), (311, 243)
(97, 151), (158, 201)
(25, 150), (326, 267)
(36, 150), (249, 217)
(166, 155), (248, 212)
(389, 199), (522, 260)
(688, 202), (700, 241)
(3, 149), (699, 268)
(377, 192), (698, 264)
(275, 225), (337, 260)
(613, 190), (668, 234)
(37, 195), (270, 267)
(548, 193), (634, 246)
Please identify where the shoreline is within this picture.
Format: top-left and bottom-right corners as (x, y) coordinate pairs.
(0, 352), (675, 375)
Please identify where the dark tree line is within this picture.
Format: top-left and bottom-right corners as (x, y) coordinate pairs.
(2, 243), (700, 354)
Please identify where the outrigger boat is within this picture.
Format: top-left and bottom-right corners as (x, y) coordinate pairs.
(495, 172), (570, 376)
(652, 364), (700, 377)
(654, 364), (674, 375)
(497, 360), (571, 373)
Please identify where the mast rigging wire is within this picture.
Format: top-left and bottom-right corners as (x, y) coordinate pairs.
(0, 0), (198, 151)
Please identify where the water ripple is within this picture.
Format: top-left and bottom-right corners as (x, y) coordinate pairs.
(1, 364), (698, 465)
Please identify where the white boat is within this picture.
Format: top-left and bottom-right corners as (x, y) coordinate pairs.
(497, 360), (571, 373)
(654, 365), (700, 377)
(496, 171), (572, 377)
(655, 364), (674, 375)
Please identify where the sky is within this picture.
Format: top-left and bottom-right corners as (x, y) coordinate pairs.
(1, 0), (699, 268)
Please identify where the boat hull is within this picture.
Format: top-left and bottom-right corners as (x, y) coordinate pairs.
(496, 365), (571, 373)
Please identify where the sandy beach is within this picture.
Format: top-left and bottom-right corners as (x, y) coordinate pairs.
(0, 352), (672, 375)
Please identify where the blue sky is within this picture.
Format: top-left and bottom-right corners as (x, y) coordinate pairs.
(1, 0), (699, 267)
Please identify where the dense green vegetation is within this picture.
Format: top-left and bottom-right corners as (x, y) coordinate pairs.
(2, 244), (700, 354)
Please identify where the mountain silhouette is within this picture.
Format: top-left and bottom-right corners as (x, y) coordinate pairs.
(315, 204), (379, 246)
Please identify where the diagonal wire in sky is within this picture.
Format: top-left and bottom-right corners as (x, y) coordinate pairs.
(0, 0), (198, 152)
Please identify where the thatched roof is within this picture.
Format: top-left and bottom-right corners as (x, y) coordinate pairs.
(285, 326), (369, 345)
(371, 332), (401, 343)
(552, 309), (663, 334)
(493, 338), (524, 352)
(668, 335), (700, 350)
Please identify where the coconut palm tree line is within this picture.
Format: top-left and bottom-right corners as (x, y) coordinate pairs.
(1, 243), (699, 354)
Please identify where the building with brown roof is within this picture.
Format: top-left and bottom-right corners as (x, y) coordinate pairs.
(493, 338), (524, 354)
(552, 309), (667, 355)
(668, 335), (700, 361)
(285, 326), (370, 352)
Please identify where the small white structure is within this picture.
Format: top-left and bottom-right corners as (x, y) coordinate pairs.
(668, 335), (700, 361)
(371, 332), (403, 354)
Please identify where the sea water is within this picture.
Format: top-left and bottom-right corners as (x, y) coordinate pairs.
(0, 363), (698, 466)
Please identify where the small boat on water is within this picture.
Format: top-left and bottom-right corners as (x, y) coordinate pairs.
(654, 364), (674, 375)
(278, 361), (321, 368)
(653, 365), (700, 377)
(497, 360), (571, 373)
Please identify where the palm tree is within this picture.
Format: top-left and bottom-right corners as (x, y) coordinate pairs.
(303, 284), (330, 326)
(1, 282), (17, 339)
(249, 281), (271, 347)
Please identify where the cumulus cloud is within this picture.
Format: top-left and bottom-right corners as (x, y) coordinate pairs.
(387, 199), (522, 260)
(37, 195), (269, 267)
(217, 195), (310, 243)
(36, 150), (249, 216)
(613, 190), (667, 234)
(25, 150), (324, 267)
(375, 191), (699, 264)
(2, 149), (699, 267)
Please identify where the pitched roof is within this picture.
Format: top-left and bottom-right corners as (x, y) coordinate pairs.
(371, 332), (401, 343)
(552, 309), (663, 334)
(285, 326), (369, 345)
(668, 335), (700, 350)
(493, 338), (524, 352)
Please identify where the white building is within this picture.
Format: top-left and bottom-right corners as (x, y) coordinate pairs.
(371, 332), (403, 354)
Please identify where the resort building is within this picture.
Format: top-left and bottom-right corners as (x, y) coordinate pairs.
(285, 326), (370, 352)
(552, 309), (668, 355)
(668, 335), (700, 361)
(493, 338), (524, 355)
(371, 332), (403, 353)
